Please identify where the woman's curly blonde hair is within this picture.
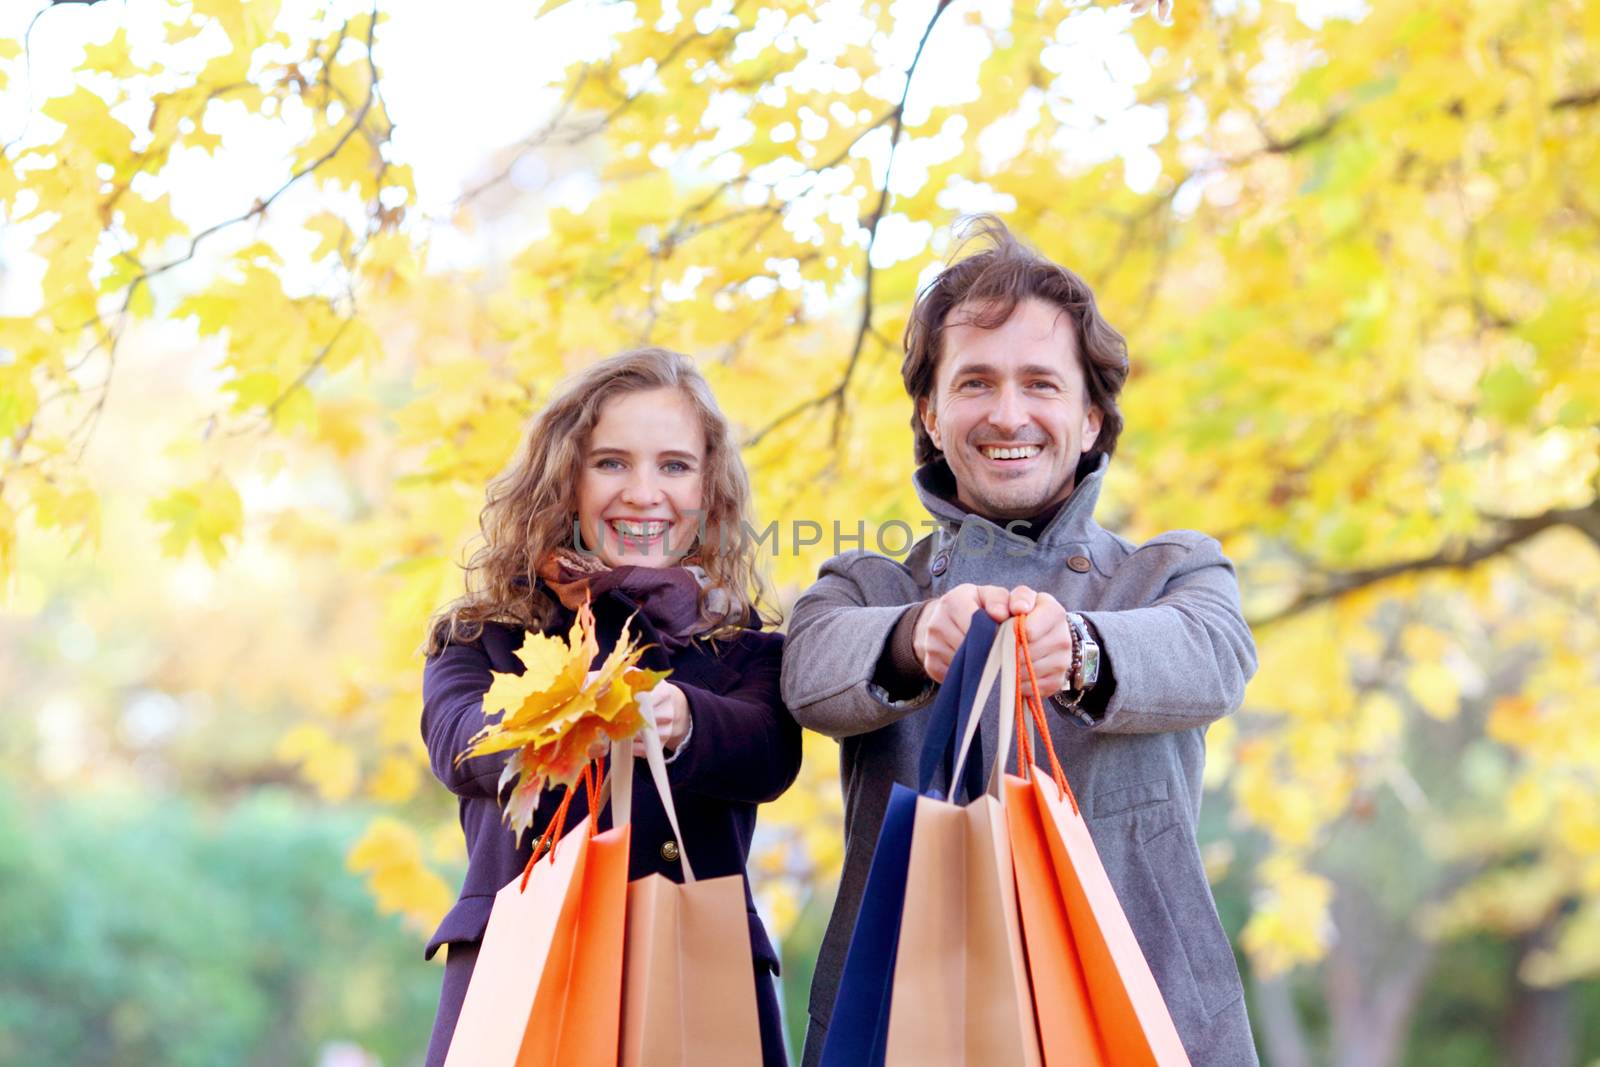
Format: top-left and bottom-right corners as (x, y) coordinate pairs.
(424, 347), (774, 656)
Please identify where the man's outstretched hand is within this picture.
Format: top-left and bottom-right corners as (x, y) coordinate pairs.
(912, 583), (1072, 696)
(1007, 586), (1072, 699)
(912, 582), (1010, 683)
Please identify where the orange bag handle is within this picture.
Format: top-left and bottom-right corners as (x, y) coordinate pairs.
(587, 753), (605, 817)
(1015, 621), (1079, 816)
(518, 754), (606, 891)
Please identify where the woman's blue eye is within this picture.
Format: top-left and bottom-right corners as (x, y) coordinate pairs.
(596, 457), (625, 471)
(662, 460), (691, 474)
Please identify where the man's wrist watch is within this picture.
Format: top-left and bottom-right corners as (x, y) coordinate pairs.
(1067, 612), (1100, 692)
(1049, 613), (1100, 718)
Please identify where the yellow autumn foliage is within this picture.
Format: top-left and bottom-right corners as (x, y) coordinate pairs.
(2, 0), (1597, 988)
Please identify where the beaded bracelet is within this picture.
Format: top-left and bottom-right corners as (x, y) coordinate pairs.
(1051, 613), (1094, 713)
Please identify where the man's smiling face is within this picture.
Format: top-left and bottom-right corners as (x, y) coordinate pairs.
(918, 296), (1103, 522)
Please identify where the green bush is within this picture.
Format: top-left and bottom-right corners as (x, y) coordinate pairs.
(0, 784), (443, 1067)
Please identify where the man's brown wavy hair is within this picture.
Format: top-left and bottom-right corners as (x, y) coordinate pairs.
(902, 215), (1130, 467)
(424, 347), (773, 656)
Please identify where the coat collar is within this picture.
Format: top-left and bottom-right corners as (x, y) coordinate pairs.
(535, 578), (750, 675)
(913, 451), (1110, 548)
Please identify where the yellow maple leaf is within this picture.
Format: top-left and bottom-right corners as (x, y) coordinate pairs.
(458, 598), (667, 835)
(480, 630), (580, 726)
(148, 477), (244, 566)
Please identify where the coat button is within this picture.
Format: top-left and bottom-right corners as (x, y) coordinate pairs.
(1067, 554), (1092, 573)
(931, 553), (949, 576)
(660, 840), (680, 862)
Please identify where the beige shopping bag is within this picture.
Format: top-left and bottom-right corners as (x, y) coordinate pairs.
(615, 710), (764, 1066)
(883, 619), (1043, 1067)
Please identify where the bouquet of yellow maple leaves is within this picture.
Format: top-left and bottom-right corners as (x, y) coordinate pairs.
(456, 598), (669, 840)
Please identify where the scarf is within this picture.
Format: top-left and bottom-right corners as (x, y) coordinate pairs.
(535, 548), (741, 651)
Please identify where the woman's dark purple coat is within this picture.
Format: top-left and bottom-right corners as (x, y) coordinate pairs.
(420, 584), (801, 1064)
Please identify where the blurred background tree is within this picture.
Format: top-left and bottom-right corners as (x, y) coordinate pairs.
(0, 785), (442, 1066)
(1, 0), (1596, 1063)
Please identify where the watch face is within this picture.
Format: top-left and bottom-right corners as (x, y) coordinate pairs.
(1077, 640), (1100, 689)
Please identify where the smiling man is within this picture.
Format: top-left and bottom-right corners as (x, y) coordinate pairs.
(782, 216), (1260, 1066)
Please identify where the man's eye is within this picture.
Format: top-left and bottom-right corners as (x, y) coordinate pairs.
(1029, 381), (1060, 392)
(958, 379), (988, 390)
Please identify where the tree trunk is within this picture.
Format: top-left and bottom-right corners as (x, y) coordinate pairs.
(1502, 932), (1576, 1067)
(1323, 891), (1437, 1067)
(1251, 971), (1313, 1067)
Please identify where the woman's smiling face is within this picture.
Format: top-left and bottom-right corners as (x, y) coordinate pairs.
(575, 387), (707, 568)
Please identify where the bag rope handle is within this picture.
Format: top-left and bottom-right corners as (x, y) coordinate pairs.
(1015, 620), (1079, 816)
(517, 753), (606, 891)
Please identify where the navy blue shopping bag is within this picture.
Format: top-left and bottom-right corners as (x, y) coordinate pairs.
(818, 610), (1001, 1066)
(918, 609), (1000, 806)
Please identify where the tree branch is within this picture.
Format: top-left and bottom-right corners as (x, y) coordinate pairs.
(13, 5), (388, 476)
(1250, 501), (1600, 628)
(458, 4), (756, 208)
(744, 0), (954, 449)
(656, 104), (899, 256)
(454, 67), (591, 206)
(267, 315), (354, 422)
(127, 3), (383, 297)
(1261, 111), (1343, 155)
(1251, 971), (1314, 1067)
(1551, 86), (1600, 110)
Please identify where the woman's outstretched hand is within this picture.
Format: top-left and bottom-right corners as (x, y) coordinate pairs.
(636, 682), (690, 754)
(583, 678), (691, 760)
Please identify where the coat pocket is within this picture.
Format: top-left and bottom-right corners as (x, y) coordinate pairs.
(425, 893), (496, 960)
(1091, 776), (1170, 819)
(1087, 788), (1243, 1026)
(1140, 819), (1245, 1020)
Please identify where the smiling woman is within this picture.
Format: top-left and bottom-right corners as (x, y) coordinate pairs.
(576, 388), (708, 567)
(418, 347), (801, 1067)
(424, 348), (768, 653)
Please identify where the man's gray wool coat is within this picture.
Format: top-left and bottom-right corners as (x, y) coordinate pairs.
(782, 452), (1260, 1067)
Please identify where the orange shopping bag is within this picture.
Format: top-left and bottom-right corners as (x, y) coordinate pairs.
(1006, 772), (1108, 1064)
(1008, 621), (1191, 1067)
(445, 763), (629, 1067)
